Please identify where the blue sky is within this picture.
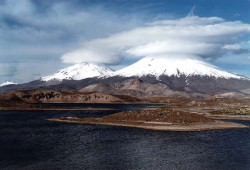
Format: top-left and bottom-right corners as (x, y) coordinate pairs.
(0, 0), (250, 83)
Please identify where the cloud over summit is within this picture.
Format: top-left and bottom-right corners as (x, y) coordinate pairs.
(62, 16), (250, 65)
(1, 0), (250, 82)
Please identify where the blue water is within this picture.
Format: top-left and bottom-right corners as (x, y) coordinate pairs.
(0, 104), (249, 170)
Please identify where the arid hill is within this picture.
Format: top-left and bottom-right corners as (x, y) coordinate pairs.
(100, 108), (213, 124)
(0, 89), (141, 104)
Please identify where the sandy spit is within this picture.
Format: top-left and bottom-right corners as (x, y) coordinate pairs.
(48, 118), (248, 132)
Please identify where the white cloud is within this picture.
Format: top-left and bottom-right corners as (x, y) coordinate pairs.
(0, 0), (143, 83)
(223, 44), (241, 50)
(0, 0), (142, 60)
(62, 16), (250, 65)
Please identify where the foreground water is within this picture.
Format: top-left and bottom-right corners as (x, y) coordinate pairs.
(0, 104), (249, 170)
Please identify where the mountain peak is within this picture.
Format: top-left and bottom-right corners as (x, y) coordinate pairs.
(111, 57), (242, 79)
(0, 81), (17, 87)
(41, 62), (113, 82)
(41, 57), (244, 82)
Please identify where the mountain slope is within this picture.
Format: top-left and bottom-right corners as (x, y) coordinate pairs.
(1, 58), (249, 97)
(41, 62), (113, 81)
(111, 57), (242, 79)
(77, 57), (248, 97)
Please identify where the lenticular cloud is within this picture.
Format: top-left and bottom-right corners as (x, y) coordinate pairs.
(61, 16), (250, 65)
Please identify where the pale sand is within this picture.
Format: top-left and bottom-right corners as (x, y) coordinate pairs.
(48, 118), (248, 132)
(209, 115), (250, 121)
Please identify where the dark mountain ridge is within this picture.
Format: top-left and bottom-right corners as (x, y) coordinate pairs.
(1, 75), (250, 98)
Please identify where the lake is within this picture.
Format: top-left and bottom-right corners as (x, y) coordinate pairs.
(0, 104), (249, 170)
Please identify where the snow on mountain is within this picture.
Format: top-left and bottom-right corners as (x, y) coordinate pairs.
(110, 57), (242, 79)
(41, 62), (113, 81)
(0, 81), (17, 87)
(41, 58), (243, 82)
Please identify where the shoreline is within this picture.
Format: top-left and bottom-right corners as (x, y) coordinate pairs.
(209, 115), (250, 121)
(0, 107), (115, 111)
(48, 117), (248, 132)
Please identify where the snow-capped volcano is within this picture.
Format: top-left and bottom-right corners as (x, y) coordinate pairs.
(111, 57), (242, 79)
(0, 81), (17, 87)
(42, 57), (243, 82)
(41, 62), (113, 81)
(1, 58), (249, 97)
